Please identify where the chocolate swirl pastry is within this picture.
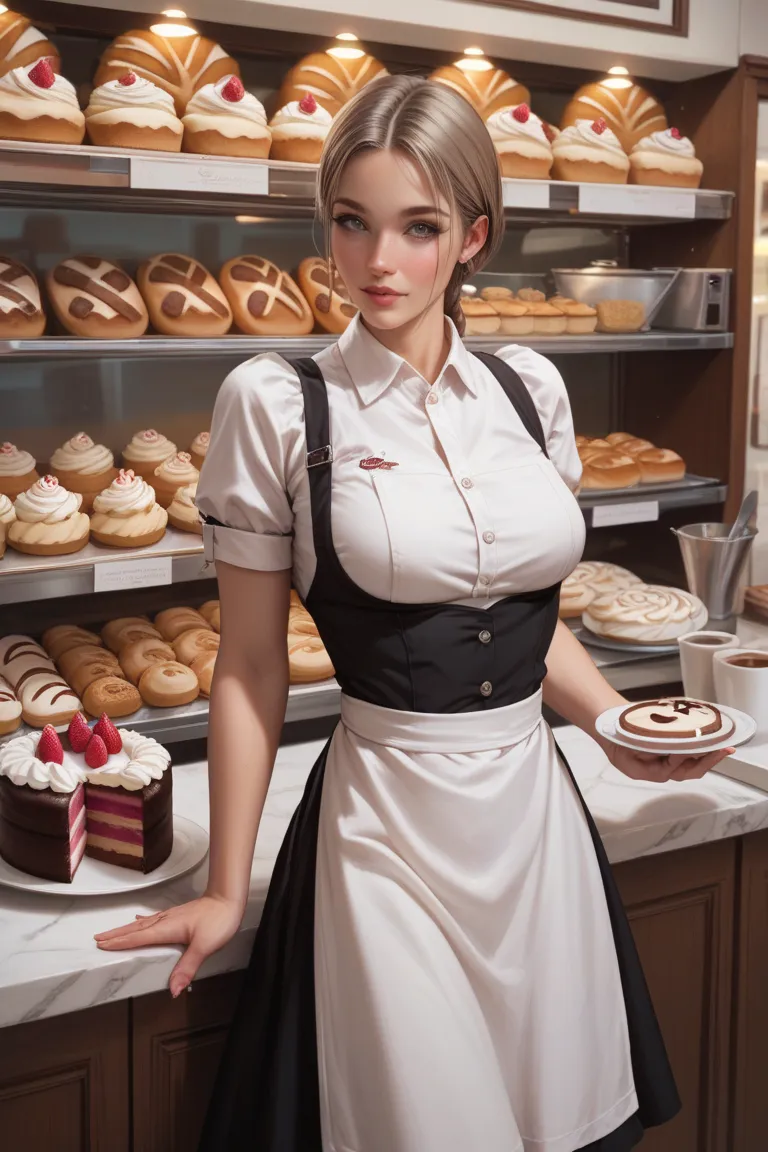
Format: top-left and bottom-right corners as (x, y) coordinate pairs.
(46, 256), (149, 339)
(0, 257), (46, 337)
(138, 253), (232, 337)
(219, 256), (313, 336)
(618, 698), (731, 742)
(298, 256), (357, 335)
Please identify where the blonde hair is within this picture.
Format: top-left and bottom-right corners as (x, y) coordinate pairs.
(317, 75), (503, 335)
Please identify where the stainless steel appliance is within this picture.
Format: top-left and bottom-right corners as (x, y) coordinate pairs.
(652, 268), (731, 331)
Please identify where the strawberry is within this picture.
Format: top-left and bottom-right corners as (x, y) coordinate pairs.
(93, 713), (122, 755)
(220, 75), (244, 103)
(512, 103), (530, 123)
(38, 724), (63, 765)
(119, 72), (137, 87)
(68, 711), (92, 753)
(299, 92), (318, 115)
(591, 117), (608, 135)
(29, 59), (55, 89)
(670, 126), (682, 139)
(85, 733), (108, 770)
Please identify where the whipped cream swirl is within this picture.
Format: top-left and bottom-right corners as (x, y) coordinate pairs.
(0, 442), (36, 477)
(631, 129), (696, 159)
(270, 99), (332, 139)
(123, 429), (176, 463)
(50, 432), (114, 475)
(87, 75), (177, 116)
(93, 469), (156, 515)
(0, 733), (87, 793)
(14, 475), (81, 523)
(155, 451), (199, 483)
(170, 482), (198, 510)
(85, 729), (171, 791)
(486, 105), (552, 154)
(190, 431), (210, 457)
(0, 493), (15, 523)
(0, 64), (81, 113)
(554, 119), (628, 164)
(185, 77), (268, 126)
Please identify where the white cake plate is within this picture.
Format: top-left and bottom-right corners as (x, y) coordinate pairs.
(595, 703), (756, 757)
(0, 815), (208, 896)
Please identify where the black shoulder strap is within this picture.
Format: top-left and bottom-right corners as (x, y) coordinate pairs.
(289, 356), (334, 562)
(471, 351), (549, 458)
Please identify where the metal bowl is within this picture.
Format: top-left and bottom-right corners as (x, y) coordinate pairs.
(551, 266), (680, 329)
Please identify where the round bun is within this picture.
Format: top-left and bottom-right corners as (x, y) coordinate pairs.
(636, 448), (686, 483)
(138, 661), (199, 707)
(275, 51), (387, 116)
(93, 29), (239, 115)
(154, 606), (212, 642)
(83, 675), (142, 719)
(119, 637), (176, 685)
(101, 616), (151, 652)
(288, 635), (334, 685)
(70, 658), (127, 699)
(42, 624), (102, 662)
(561, 81), (667, 153)
(429, 64), (529, 119)
(190, 651), (216, 697)
(199, 600), (220, 632)
(110, 622), (164, 654)
(580, 450), (641, 490)
(58, 644), (119, 682)
(173, 627), (220, 666)
(0, 12), (60, 78)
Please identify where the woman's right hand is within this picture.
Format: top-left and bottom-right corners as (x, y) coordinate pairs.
(94, 893), (244, 997)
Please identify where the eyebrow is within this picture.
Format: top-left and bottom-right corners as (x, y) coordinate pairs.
(334, 197), (449, 218)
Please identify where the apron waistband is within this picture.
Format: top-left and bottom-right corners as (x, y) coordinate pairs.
(339, 688), (543, 753)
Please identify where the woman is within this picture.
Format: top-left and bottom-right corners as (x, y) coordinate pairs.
(95, 76), (733, 1152)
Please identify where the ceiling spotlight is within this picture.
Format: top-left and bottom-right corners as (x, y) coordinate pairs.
(329, 31), (365, 60)
(603, 64), (632, 89)
(464, 46), (484, 56)
(150, 9), (197, 37)
(0, 5), (8, 13)
(454, 47), (492, 73)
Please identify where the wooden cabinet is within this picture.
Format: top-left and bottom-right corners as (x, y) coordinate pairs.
(0, 1002), (129, 1152)
(732, 829), (768, 1152)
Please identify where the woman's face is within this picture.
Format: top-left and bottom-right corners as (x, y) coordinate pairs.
(330, 148), (487, 332)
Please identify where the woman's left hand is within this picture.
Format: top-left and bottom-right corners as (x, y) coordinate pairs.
(603, 740), (736, 783)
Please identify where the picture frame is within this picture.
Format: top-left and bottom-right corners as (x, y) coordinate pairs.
(464, 0), (689, 37)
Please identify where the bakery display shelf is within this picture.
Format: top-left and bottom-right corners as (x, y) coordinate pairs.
(0, 332), (734, 361)
(0, 142), (733, 223)
(579, 474), (727, 524)
(0, 528), (208, 606)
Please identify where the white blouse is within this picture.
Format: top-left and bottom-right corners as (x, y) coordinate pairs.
(196, 315), (585, 609)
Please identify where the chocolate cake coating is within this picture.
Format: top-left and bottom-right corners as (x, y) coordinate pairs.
(0, 776), (81, 882)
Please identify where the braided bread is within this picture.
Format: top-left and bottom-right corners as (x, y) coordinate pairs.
(276, 51), (387, 117)
(561, 81), (667, 153)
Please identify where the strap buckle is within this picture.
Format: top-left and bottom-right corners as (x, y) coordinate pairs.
(306, 445), (334, 468)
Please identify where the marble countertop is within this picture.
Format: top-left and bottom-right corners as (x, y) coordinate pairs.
(2, 725), (768, 1031)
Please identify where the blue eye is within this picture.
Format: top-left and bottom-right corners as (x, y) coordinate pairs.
(408, 221), (440, 239)
(333, 214), (366, 232)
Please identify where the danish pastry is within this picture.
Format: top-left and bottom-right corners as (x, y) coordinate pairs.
(220, 256), (313, 337)
(42, 624), (103, 662)
(17, 670), (81, 728)
(108, 621), (164, 654)
(101, 616), (151, 652)
(83, 675), (142, 719)
(47, 257), (149, 340)
(582, 584), (708, 645)
(0, 257), (46, 337)
(58, 645), (119, 683)
(70, 659), (127, 700)
(138, 661), (199, 707)
(137, 253), (232, 338)
(154, 606), (212, 642)
(297, 258), (356, 334)
(172, 627), (220, 666)
(118, 637), (176, 685)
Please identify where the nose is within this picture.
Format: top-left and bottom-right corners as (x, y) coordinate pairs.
(368, 230), (396, 277)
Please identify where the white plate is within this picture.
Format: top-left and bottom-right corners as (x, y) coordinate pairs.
(577, 629), (680, 656)
(0, 815), (208, 896)
(595, 703), (756, 757)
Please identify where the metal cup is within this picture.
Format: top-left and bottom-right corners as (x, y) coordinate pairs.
(671, 522), (757, 621)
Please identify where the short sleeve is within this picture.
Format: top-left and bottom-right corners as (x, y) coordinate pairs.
(195, 354), (305, 572)
(495, 345), (582, 492)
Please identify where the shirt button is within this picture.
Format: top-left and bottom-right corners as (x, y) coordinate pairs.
(461, 477), (473, 489)
(483, 531), (495, 544)
(481, 681), (493, 697)
(479, 630), (492, 644)
(479, 575), (490, 586)
(426, 391), (438, 405)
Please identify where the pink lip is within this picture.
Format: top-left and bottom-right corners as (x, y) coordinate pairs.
(363, 286), (403, 307)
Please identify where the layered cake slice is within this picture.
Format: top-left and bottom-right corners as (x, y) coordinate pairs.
(0, 713), (172, 882)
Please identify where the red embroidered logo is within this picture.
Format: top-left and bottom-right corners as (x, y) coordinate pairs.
(359, 456), (399, 471)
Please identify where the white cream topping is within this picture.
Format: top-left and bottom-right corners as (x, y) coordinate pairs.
(0, 493), (15, 524)
(155, 452), (199, 484)
(86, 729), (171, 791)
(14, 475), (82, 524)
(93, 469), (156, 515)
(50, 432), (114, 475)
(86, 75), (178, 117)
(270, 99), (332, 140)
(0, 442), (36, 477)
(0, 258), (42, 316)
(554, 119), (629, 168)
(169, 482), (198, 512)
(184, 76), (267, 126)
(0, 734), (87, 793)
(0, 64), (84, 123)
(190, 431), (209, 457)
(485, 105), (552, 157)
(123, 429), (176, 463)
(584, 584), (707, 642)
(631, 129), (695, 159)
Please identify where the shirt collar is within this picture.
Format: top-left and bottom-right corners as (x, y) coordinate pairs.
(337, 313), (479, 406)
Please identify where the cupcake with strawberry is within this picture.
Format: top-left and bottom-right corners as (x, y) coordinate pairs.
(182, 74), (271, 159)
(485, 103), (553, 179)
(629, 127), (703, 189)
(552, 118), (630, 184)
(0, 58), (85, 145)
(269, 92), (333, 164)
(85, 71), (183, 152)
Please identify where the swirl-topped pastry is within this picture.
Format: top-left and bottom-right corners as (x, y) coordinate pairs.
(0, 492), (15, 525)
(167, 481), (202, 535)
(0, 442), (38, 498)
(152, 452), (200, 508)
(47, 256), (149, 340)
(582, 584), (708, 644)
(85, 71), (183, 152)
(49, 431), (118, 510)
(188, 431), (209, 471)
(137, 253), (232, 337)
(485, 103), (553, 180)
(8, 475), (90, 556)
(0, 11), (60, 80)
(182, 73), (271, 158)
(559, 561), (641, 619)
(121, 429), (177, 479)
(0, 256), (46, 337)
(269, 92), (332, 163)
(629, 127), (703, 189)
(617, 698), (732, 746)
(90, 468), (167, 548)
(552, 118), (629, 184)
(0, 58), (85, 144)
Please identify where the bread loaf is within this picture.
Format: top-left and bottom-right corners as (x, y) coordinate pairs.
(0, 257), (45, 337)
(276, 51), (387, 116)
(46, 257), (148, 339)
(138, 253), (232, 337)
(561, 81), (667, 153)
(430, 64), (529, 120)
(220, 256), (313, 336)
(0, 10), (59, 79)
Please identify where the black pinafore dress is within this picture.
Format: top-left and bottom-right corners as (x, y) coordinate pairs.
(199, 353), (680, 1152)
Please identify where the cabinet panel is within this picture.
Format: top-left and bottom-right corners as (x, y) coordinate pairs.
(132, 970), (244, 1152)
(0, 1001), (129, 1152)
(732, 829), (768, 1152)
(615, 840), (735, 1152)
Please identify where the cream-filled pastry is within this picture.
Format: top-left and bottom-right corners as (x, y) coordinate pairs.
(49, 432), (117, 511)
(7, 475), (89, 556)
(629, 127), (703, 189)
(0, 442), (38, 498)
(552, 118), (629, 184)
(152, 452), (199, 509)
(182, 74), (271, 158)
(269, 92), (332, 164)
(90, 469), (167, 548)
(85, 72), (183, 152)
(188, 431), (209, 472)
(582, 584), (707, 644)
(485, 103), (553, 179)
(167, 482), (201, 534)
(121, 429), (176, 481)
(0, 492), (16, 526)
(0, 59), (85, 145)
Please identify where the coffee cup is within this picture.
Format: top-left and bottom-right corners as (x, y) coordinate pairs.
(713, 648), (768, 739)
(678, 631), (740, 701)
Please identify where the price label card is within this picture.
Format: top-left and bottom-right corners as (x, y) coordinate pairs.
(94, 555), (173, 593)
(592, 500), (660, 528)
(131, 156), (269, 196)
(502, 180), (550, 210)
(578, 183), (696, 219)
